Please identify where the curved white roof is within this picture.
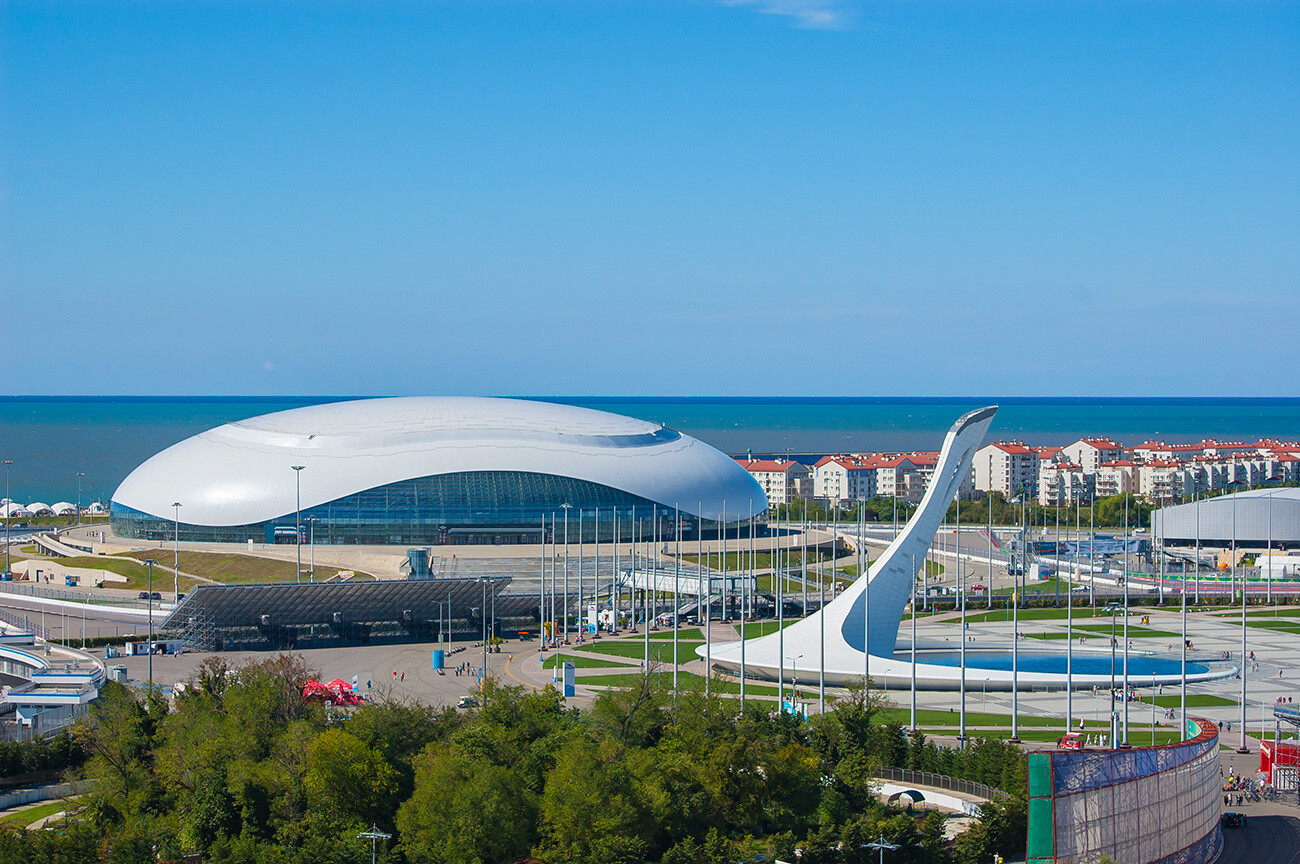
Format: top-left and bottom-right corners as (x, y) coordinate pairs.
(49, 502), (77, 515)
(0, 504), (28, 518)
(24, 502), (52, 515)
(112, 397), (766, 526)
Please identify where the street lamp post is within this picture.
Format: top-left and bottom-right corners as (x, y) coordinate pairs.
(76, 473), (85, 526)
(292, 466), (305, 584)
(172, 502), (182, 601)
(864, 833), (900, 864)
(357, 825), (391, 864)
(787, 653), (804, 711)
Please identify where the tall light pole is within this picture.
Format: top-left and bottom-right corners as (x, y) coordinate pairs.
(2, 460), (11, 575)
(957, 488), (966, 746)
(1181, 551), (1188, 741)
(561, 503), (571, 645)
(76, 473), (85, 526)
(910, 553), (917, 733)
(1237, 491), (1248, 754)
(307, 516), (317, 583)
(292, 466), (305, 584)
(172, 502), (182, 600)
(145, 559), (155, 688)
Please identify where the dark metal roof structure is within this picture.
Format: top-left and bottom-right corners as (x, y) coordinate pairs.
(160, 578), (540, 652)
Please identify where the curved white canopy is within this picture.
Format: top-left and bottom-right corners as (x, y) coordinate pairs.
(49, 502), (77, 515)
(0, 504), (29, 518)
(113, 397), (767, 526)
(24, 502), (53, 516)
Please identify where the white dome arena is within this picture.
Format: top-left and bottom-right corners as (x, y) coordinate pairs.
(111, 397), (767, 545)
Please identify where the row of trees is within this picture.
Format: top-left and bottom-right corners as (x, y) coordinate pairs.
(1, 655), (1027, 864)
(0, 730), (83, 785)
(774, 493), (1154, 531)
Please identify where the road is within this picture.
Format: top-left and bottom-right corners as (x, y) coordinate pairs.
(1219, 808), (1300, 864)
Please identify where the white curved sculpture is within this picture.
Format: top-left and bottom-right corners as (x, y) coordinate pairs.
(704, 406), (1233, 691)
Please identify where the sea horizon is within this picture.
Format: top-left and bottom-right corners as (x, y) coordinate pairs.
(2, 395), (1298, 505)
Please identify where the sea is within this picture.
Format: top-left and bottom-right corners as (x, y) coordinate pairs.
(2, 396), (1299, 506)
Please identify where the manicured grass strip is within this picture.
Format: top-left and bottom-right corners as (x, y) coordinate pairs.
(1151, 694), (1237, 708)
(877, 708), (1026, 727)
(648, 627), (702, 640)
(916, 727), (1184, 746)
(128, 549), (359, 584)
(572, 639), (704, 663)
(577, 670), (781, 696)
(0, 800), (68, 827)
(1071, 624), (1181, 638)
(545, 653), (639, 669)
(739, 620), (796, 639)
(1244, 620), (1300, 633)
(964, 607), (1136, 624)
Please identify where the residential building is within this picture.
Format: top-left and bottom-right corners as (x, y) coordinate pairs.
(974, 442), (1039, 497)
(812, 455), (878, 502)
(1063, 438), (1128, 473)
(1095, 461), (1139, 498)
(1138, 461), (1195, 503)
(737, 458), (810, 506)
(1038, 461), (1092, 506)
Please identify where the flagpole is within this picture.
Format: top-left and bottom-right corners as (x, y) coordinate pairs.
(674, 503), (680, 696)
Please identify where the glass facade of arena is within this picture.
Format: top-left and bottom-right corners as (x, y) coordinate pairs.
(112, 470), (760, 545)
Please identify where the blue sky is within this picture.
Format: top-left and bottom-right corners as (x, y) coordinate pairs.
(2, 1), (1296, 397)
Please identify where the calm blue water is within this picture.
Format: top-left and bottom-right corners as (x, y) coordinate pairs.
(2, 396), (1299, 505)
(907, 650), (1211, 677)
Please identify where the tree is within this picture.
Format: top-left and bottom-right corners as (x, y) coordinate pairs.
(302, 728), (398, 834)
(535, 735), (649, 864)
(397, 743), (536, 864)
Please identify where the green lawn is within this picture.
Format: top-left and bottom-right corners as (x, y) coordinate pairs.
(677, 549), (847, 571)
(546, 653), (639, 669)
(0, 800), (69, 827)
(964, 607), (1133, 624)
(128, 549), (363, 584)
(915, 727), (1184, 746)
(34, 556), (202, 592)
(648, 627), (703, 640)
(738, 620), (796, 639)
(991, 577), (1081, 596)
(1244, 620), (1300, 634)
(577, 670), (781, 696)
(573, 639), (703, 663)
(1150, 694), (1236, 708)
(1072, 624), (1181, 638)
(877, 707), (1027, 727)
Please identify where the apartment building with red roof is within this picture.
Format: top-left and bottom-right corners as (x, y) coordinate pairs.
(974, 441), (1040, 497)
(736, 457), (810, 506)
